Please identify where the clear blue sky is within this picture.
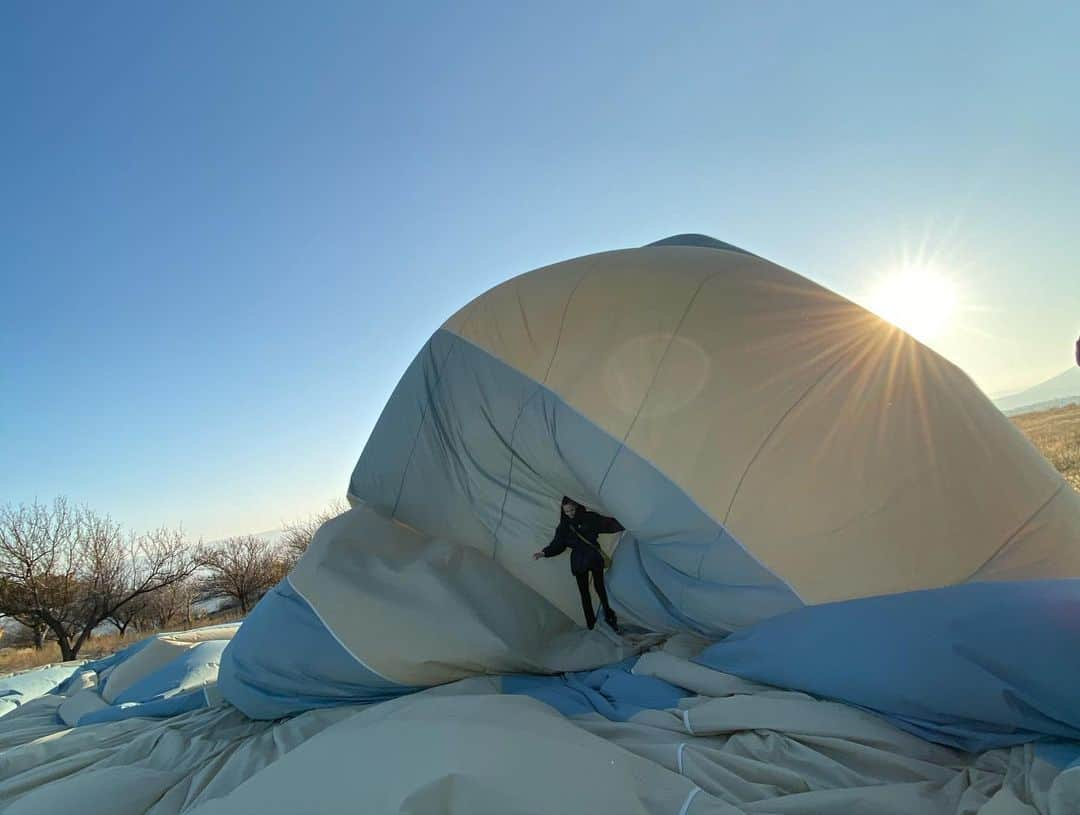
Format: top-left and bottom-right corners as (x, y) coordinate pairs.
(3, 2), (1078, 540)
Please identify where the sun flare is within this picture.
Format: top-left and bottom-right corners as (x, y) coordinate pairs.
(866, 265), (958, 342)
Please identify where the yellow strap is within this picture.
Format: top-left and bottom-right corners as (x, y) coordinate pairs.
(570, 525), (612, 568)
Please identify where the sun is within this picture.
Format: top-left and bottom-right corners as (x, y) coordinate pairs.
(865, 265), (958, 343)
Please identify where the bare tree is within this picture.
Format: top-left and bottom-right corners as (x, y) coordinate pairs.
(141, 574), (196, 630)
(0, 614), (50, 649)
(107, 591), (148, 637)
(0, 618), (48, 649)
(28, 618), (48, 649)
(280, 498), (347, 566)
(198, 535), (287, 614)
(0, 499), (199, 660)
(0, 498), (77, 648)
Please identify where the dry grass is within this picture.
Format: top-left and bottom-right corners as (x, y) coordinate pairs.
(0, 643), (69, 674)
(1012, 402), (1080, 492)
(0, 637), (132, 675)
(0, 609), (245, 676)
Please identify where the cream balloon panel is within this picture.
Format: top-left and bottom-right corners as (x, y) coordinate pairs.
(443, 243), (1080, 602)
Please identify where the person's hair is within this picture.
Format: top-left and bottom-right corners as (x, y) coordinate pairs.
(561, 496), (583, 512)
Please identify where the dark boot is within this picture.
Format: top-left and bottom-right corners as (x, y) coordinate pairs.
(592, 566), (619, 633)
(604, 606), (619, 633)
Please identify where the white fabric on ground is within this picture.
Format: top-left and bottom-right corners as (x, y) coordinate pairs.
(1, 646), (1076, 814)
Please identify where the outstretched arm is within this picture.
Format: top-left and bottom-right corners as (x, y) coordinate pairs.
(534, 523), (568, 560)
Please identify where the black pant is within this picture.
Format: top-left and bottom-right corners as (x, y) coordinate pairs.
(575, 566), (617, 630)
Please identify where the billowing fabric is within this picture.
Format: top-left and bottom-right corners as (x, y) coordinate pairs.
(0, 626), (240, 730)
(113, 640), (228, 706)
(346, 326), (800, 637)
(222, 233), (1080, 775)
(0, 663), (83, 717)
(426, 234), (1080, 606)
(218, 577), (423, 720)
(221, 506), (649, 718)
(2, 643), (1078, 814)
(502, 656), (687, 721)
(75, 687), (210, 727)
(0, 695), (357, 814)
(696, 579), (1080, 752)
(5, 235), (1080, 812)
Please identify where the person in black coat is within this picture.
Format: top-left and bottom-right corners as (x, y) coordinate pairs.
(533, 496), (623, 632)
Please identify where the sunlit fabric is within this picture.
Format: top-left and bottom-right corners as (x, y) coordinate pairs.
(4, 236), (1079, 813)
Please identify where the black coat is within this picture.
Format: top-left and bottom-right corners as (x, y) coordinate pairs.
(542, 509), (624, 575)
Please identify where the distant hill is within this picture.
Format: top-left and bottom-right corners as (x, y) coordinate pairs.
(204, 528), (284, 547)
(994, 367), (1080, 415)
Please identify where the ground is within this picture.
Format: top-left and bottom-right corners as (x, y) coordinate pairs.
(1011, 402), (1080, 492)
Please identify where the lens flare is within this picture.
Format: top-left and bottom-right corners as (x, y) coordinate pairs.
(865, 266), (958, 342)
